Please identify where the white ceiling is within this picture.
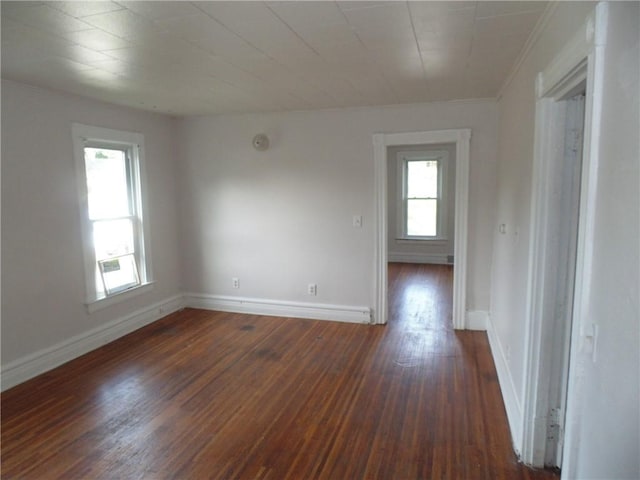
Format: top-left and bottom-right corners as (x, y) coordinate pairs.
(1, 1), (548, 116)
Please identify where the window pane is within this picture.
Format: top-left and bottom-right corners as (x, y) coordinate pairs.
(99, 254), (140, 294)
(93, 219), (134, 261)
(407, 160), (438, 198)
(407, 199), (437, 236)
(85, 147), (131, 219)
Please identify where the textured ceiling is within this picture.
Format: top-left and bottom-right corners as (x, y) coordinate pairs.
(1, 1), (548, 115)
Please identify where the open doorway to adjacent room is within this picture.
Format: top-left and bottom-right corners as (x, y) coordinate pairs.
(386, 144), (456, 328)
(521, 7), (606, 468)
(524, 76), (588, 472)
(372, 129), (470, 328)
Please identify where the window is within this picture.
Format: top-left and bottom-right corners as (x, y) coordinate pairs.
(73, 125), (152, 310)
(398, 150), (448, 239)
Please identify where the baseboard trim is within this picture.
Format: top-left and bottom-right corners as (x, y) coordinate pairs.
(486, 316), (524, 457)
(1, 294), (184, 392)
(184, 293), (372, 325)
(465, 310), (489, 330)
(388, 252), (451, 264)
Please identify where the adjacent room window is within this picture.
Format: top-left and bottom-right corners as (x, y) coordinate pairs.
(73, 125), (151, 309)
(398, 150), (448, 239)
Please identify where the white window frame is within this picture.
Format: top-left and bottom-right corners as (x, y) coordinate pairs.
(396, 150), (449, 241)
(72, 124), (153, 312)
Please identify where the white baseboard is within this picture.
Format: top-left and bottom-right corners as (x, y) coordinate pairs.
(388, 252), (451, 264)
(486, 316), (524, 457)
(184, 293), (372, 325)
(465, 310), (489, 330)
(1, 294), (184, 392)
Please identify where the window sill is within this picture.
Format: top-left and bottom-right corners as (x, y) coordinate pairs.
(395, 237), (448, 245)
(86, 282), (155, 314)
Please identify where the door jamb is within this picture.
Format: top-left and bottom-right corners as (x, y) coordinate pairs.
(372, 129), (471, 328)
(521, 4), (608, 475)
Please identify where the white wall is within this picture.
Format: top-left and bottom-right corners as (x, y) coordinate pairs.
(387, 143), (456, 264)
(1, 80), (182, 381)
(177, 100), (497, 313)
(491, 1), (639, 477)
(570, 3), (639, 478)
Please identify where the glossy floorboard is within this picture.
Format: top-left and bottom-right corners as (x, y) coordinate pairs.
(1, 263), (558, 479)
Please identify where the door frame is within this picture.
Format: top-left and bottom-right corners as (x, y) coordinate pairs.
(521, 3), (608, 475)
(372, 128), (471, 327)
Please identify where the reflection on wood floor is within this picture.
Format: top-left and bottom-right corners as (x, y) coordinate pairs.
(1, 263), (558, 479)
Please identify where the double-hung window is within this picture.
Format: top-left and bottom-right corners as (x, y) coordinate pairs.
(73, 124), (151, 310)
(398, 150), (449, 239)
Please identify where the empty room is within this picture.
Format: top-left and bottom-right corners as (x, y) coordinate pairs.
(1, 1), (638, 479)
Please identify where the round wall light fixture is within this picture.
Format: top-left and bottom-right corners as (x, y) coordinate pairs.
(252, 133), (269, 151)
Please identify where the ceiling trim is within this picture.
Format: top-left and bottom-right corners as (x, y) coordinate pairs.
(497, 1), (560, 100)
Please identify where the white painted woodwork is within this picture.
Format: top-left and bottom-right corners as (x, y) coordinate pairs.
(1, 295), (184, 391)
(372, 128), (471, 328)
(184, 293), (371, 325)
(71, 124), (154, 310)
(523, 5), (601, 472)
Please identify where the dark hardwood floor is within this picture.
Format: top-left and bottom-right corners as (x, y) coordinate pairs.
(1, 263), (558, 479)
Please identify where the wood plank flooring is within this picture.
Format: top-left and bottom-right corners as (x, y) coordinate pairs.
(1, 263), (558, 479)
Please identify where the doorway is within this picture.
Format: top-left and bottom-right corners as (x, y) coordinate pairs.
(386, 144), (456, 326)
(545, 90), (586, 468)
(372, 129), (470, 328)
(387, 262), (454, 331)
(523, 83), (587, 472)
(521, 12), (604, 468)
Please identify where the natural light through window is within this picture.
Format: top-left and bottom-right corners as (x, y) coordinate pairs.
(73, 124), (151, 309)
(406, 160), (439, 236)
(85, 147), (141, 295)
(397, 150), (448, 240)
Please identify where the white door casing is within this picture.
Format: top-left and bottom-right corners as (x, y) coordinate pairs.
(522, 3), (608, 476)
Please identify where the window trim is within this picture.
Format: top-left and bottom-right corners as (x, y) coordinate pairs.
(396, 150), (449, 241)
(72, 124), (153, 312)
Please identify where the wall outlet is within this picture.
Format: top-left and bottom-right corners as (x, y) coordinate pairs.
(308, 283), (317, 296)
(232, 277), (240, 289)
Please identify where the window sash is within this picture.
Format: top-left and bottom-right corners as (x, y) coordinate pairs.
(402, 156), (443, 238)
(407, 198), (438, 237)
(91, 217), (138, 261)
(85, 147), (135, 220)
(84, 144), (142, 297)
(82, 139), (146, 299)
(406, 159), (439, 199)
(98, 254), (140, 295)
